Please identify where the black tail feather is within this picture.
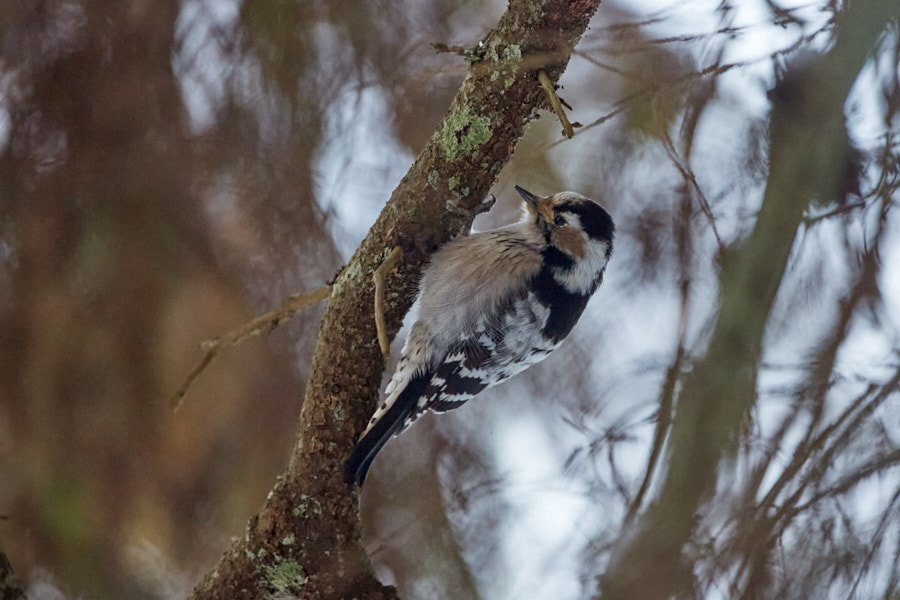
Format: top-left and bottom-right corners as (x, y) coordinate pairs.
(344, 373), (430, 486)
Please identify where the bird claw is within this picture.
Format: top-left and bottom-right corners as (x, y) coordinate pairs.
(446, 193), (496, 217)
(474, 193), (497, 216)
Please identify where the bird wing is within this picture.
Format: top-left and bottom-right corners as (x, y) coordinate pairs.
(418, 287), (548, 415)
(418, 337), (493, 414)
(343, 335), (493, 486)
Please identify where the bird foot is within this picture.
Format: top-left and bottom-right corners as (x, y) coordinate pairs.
(446, 193), (496, 217)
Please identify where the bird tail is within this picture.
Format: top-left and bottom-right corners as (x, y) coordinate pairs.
(344, 373), (430, 486)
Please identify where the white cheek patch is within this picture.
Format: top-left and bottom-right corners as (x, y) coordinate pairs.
(555, 239), (611, 295)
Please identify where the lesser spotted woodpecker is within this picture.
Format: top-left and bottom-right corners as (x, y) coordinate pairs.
(345, 186), (614, 486)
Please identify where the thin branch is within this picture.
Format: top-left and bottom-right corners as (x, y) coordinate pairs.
(757, 383), (876, 515)
(625, 347), (683, 525)
(771, 368), (900, 529)
(659, 125), (724, 249)
(757, 192), (891, 516)
(803, 200), (868, 225)
(374, 246), (403, 357)
(170, 286), (331, 410)
(626, 165), (696, 525)
(572, 49), (654, 85)
(545, 88), (647, 150)
(538, 69), (575, 138)
(787, 449), (900, 516)
(431, 42), (467, 56)
(559, 26), (829, 151)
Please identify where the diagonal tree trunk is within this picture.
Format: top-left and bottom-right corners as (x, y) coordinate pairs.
(189, 1), (602, 598)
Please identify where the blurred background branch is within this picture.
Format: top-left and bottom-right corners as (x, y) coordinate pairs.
(170, 285), (331, 410)
(600, 1), (898, 598)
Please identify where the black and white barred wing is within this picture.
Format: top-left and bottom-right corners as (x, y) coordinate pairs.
(424, 288), (566, 412)
(342, 331), (489, 486)
(344, 288), (566, 485)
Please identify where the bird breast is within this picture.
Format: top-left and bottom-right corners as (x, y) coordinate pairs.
(416, 223), (544, 343)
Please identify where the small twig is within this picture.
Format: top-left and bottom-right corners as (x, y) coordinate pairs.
(803, 200), (867, 226)
(170, 286), (332, 410)
(431, 42), (467, 56)
(374, 246), (403, 358)
(659, 122), (724, 250)
(537, 69), (575, 139)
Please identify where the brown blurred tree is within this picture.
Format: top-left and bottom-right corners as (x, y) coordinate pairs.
(0, 0), (336, 597)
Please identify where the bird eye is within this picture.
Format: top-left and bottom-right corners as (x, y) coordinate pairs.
(554, 215), (567, 227)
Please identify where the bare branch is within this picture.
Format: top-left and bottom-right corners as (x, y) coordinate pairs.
(374, 246), (403, 357)
(170, 286), (331, 410)
(538, 68), (575, 138)
(431, 42), (467, 56)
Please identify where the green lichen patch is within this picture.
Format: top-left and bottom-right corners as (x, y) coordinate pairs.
(427, 170), (440, 190)
(447, 175), (471, 198)
(441, 104), (492, 162)
(502, 44), (522, 61)
(331, 261), (363, 296)
(484, 42), (522, 65)
(265, 560), (307, 594)
(484, 42), (522, 90)
(295, 493), (324, 518)
(463, 44), (486, 65)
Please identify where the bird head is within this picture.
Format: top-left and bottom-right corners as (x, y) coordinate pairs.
(516, 184), (614, 257)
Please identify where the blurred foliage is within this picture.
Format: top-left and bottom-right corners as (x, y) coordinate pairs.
(0, 1), (899, 599)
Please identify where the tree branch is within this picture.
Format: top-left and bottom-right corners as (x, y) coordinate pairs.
(171, 287), (332, 409)
(538, 68), (576, 138)
(188, 1), (602, 598)
(373, 247), (403, 358)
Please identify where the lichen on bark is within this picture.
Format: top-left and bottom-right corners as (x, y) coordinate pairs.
(441, 104), (493, 162)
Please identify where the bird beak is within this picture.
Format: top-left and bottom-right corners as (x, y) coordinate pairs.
(515, 185), (539, 213)
(515, 185), (553, 220)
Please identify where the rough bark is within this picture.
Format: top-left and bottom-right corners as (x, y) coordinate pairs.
(597, 2), (897, 599)
(188, 1), (601, 598)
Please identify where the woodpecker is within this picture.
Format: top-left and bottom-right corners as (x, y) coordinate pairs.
(345, 186), (614, 486)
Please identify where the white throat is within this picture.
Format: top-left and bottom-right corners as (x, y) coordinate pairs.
(553, 239), (610, 295)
